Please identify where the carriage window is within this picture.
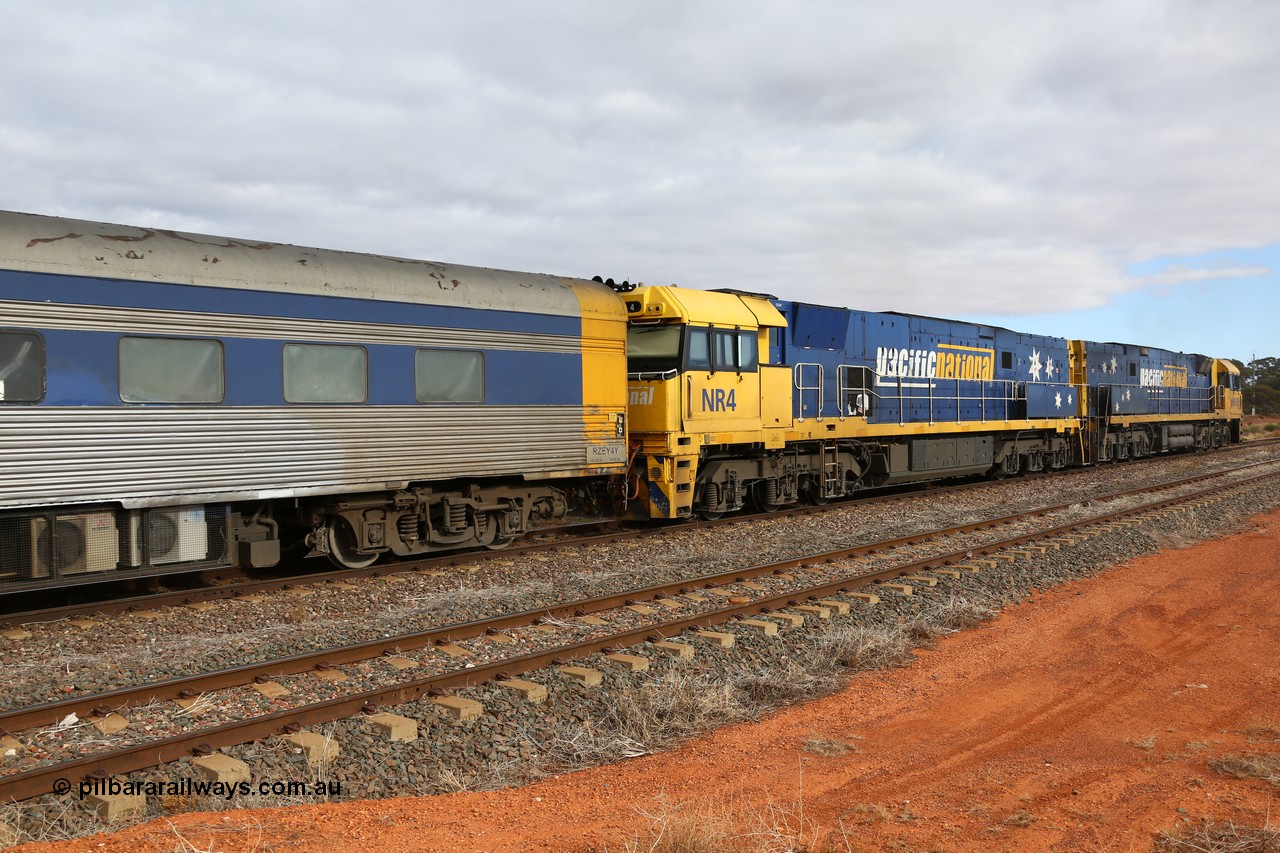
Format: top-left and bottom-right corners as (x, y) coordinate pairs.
(1001, 351), (1013, 370)
(120, 337), (223, 403)
(0, 331), (45, 403)
(415, 349), (484, 403)
(284, 344), (367, 403)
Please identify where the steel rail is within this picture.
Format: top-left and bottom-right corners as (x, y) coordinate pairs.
(5, 442), (1277, 624)
(1, 459), (1276, 737)
(0, 466), (1276, 803)
(2, 458), (1274, 735)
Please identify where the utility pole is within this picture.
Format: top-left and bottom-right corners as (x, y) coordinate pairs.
(1251, 351), (1256, 416)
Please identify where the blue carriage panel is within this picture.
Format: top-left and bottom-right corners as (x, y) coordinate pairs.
(42, 329), (120, 406)
(483, 350), (582, 406)
(0, 268), (584, 340)
(225, 339), (285, 405)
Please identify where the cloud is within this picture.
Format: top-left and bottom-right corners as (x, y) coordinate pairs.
(1134, 264), (1271, 286)
(1, 0), (1278, 324)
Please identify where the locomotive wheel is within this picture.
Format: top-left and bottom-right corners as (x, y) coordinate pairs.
(749, 482), (782, 512)
(481, 511), (518, 550)
(326, 517), (378, 570)
(800, 477), (829, 505)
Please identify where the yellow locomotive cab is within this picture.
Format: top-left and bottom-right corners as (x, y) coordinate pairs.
(624, 286), (789, 519)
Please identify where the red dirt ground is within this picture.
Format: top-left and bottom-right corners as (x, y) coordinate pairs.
(17, 509), (1280, 852)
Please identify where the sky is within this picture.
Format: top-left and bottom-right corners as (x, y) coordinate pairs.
(1, 1), (1275, 362)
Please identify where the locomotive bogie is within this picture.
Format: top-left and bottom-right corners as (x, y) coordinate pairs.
(301, 480), (575, 567)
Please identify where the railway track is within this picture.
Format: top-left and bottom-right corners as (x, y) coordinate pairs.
(2, 457), (1277, 804)
(6, 438), (1279, 624)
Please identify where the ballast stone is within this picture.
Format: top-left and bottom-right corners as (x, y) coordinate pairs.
(91, 713), (129, 735)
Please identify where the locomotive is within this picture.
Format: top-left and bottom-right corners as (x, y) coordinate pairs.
(624, 286), (1242, 521)
(0, 211), (1243, 592)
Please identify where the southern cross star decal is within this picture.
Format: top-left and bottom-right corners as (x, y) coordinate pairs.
(1110, 355), (1119, 374)
(1045, 357), (1055, 379)
(1028, 348), (1043, 382)
(1054, 391), (1063, 409)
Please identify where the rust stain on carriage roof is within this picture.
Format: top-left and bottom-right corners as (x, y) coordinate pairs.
(21, 221), (466, 278)
(101, 229), (276, 251)
(26, 232), (82, 247)
(25, 228), (275, 252)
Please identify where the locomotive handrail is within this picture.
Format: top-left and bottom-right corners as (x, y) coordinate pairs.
(793, 362), (823, 422)
(626, 369), (678, 381)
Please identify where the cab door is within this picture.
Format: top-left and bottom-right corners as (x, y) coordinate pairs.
(682, 327), (762, 432)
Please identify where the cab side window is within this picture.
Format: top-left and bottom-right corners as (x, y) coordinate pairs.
(685, 328), (710, 371)
(712, 330), (737, 371)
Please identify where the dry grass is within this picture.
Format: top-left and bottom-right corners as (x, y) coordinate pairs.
(622, 797), (852, 853)
(1209, 754), (1280, 787)
(802, 737), (858, 757)
(1243, 720), (1280, 744)
(550, 591), (1002, 773)
(0, 799), (83, 848)
(1130, 734), (1158, 751)
(1001, 809), (1036, 828)
(844, 803), (892, 824)
(1154, 820), (1280, 852)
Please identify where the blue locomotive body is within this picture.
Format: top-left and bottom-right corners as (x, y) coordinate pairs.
(1079, 340), (1214, 418)
(771, 300), (1077, 426)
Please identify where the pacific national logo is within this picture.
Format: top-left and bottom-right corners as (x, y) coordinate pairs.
(1140, 366), (1188, 388)
(628, 385), (655, 406)
(875, 344), (994, 381)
